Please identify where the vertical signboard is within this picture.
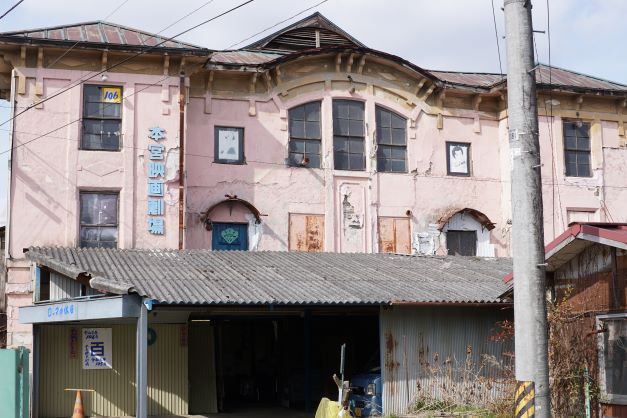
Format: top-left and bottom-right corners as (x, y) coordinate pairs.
(147, 127), (167, 235)
(82, 328), (113, 369)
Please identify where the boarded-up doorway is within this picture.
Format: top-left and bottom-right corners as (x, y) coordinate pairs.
(378, 217), (411, 254)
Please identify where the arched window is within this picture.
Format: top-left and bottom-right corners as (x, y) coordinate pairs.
(288, 101), (321, 168)
(376, 106), (407, 172)
(333, 100), (365, 170)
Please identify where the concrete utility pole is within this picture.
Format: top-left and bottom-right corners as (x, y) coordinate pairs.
(503, 0), (551, 417)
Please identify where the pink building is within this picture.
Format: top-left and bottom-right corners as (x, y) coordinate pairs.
(0, 13), (625, 416)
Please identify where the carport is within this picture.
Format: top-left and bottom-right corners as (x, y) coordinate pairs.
(20, 248), (513, 417)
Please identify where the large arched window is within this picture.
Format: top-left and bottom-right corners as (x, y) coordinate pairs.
(375, 106), (407, 172)
(288, 101), (321, 168)
(333, 100), (365, 170)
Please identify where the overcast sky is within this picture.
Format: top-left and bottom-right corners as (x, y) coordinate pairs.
(0, 0), (625, 225)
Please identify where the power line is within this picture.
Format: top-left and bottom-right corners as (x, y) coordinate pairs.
(226, 0), (329, 49)
(0, 0), (256, 130)
(103, 0), (131, 21)
(490, 0), (504, 77)
(0, 0), (25, 21)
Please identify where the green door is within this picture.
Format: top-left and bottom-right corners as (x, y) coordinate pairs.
(0, 347), (30, 418)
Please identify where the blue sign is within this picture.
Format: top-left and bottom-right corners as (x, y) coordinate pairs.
(147, 127), (167, 235)
(47, 303), (76, 319)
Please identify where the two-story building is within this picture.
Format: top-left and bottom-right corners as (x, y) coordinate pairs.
(0, 12), (625, 418)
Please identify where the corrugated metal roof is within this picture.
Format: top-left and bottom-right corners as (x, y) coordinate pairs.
(27, 248), (513, 306)
(0, 21), (205, 51)
(209, 50), (284, 65)
(429, 70), (504, 88)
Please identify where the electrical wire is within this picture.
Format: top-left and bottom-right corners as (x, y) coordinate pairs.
(0, 0), (256, 129)
(225, 0), (329, 49)
(103, 0), (131, 21)
(0, 0), (25, 21)
(490, 0), (504, 77)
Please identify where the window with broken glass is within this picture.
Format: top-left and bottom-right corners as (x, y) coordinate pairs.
(79, 192), (119, 248)
(446, 230), (477, 256)
(288, 102), (321, 168)
(333, 100), (365, 171)
(81, 85), (122, 151)
(563, 121), (591, 177)
(376, 106), (407, 172)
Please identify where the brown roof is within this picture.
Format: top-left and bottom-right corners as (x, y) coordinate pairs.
(429, 70), (504, 88)
(0, 21), (207, 53)
(209, 50), (284, 65)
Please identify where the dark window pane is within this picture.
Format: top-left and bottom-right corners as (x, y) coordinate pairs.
(80, 194), (99, 224)
(85, 102), (102, 118)
(82, 85), (122, 151)
(349, 153), (364, 170)
(334, 137), (349, 152)
(290, 121), (305, 138)
(391, 159), (406, 172)
(306, 140), (321, 155)
(102, 102), (121, 118)
(391, 113), (405, 129)
(447, 230), (477, 256)
(84, 85), (101, 102)
(305, 102), (320, 121)
(290, 139), (305, 153)
(577, 123), (590, 137)
(99, 195), (118, 224)
(99, 227), (118, 242)
(289, 152), (304, 165)
(378, 127), (391, 144)
(391, 128), (405, 145)
(349, 102), (364, 120)
(564, 135), (577, 149)
(565, 151), (577, 164)
(391, 147), (406, 160)
(349, 120), (364, 136)
(378, 158), (389, 172)
(578, 164), (591, 177)
(290, 105), (305, 121)
(379, 146), (392, 158)
(566, 162), (577, 177)
(335, 118), (350, 136)
(334, 152), (349, 170)
(305, 121), (320, 139)
(577, 137), (590, 151)
(308, 154), (321, 168)
(349, 138), (364, 153)
(334, 101), (349, 118)
(379, 109), (391, 127)
(578, 152), (591, 166)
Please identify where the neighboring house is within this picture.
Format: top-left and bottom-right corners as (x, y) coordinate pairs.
(507, 222), (627, 417)
(0, 11), (624, 417)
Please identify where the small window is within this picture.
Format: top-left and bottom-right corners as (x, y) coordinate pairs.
(563, 121), (591, 177)
(214, 126), (245, 164)
(79, 192), (119, 248)
(446, 230), (477, 256)
(598, 316), (627, 404)
(376, 106), (407, 172)
(333, 100), (365, 171)
(288, 102), (321, 168)
(81, 85), (122, 151)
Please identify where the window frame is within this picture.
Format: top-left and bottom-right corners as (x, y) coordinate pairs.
(333, 99), (366, 171)
(446, 141), (472, 177)
(446, 230), (477, 256)
(79, 191), (120, 248)
(596, 313), (627, 405)
(375, 105), (407, 173)
(81, 84), (123, 151)
(214, 126), (245, 165)
(563, 120), (592, 178)
(287, 101), (322, 168)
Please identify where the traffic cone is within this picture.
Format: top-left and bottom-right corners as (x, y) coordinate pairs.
(71, 390), (84, 418)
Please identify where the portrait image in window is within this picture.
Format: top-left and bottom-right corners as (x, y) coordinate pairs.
(82, 85), (122, 151)
(288, 102), (321, 168)
(214, 126), (245, 164)
(333, 100), (365, 171)
(563, 121), (591, 177)
(446, 142), (471, 176)
(79, 192), (119, 248)
(376, 106), (407, 172)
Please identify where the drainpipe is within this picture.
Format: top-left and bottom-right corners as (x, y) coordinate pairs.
(5, 69), (17, 260)
(178, 71), (186, 250)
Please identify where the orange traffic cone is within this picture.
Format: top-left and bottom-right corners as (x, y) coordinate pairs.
(71, 390), (84, 418)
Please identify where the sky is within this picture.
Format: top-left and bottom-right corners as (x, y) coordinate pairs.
(0, 0), (625, 225)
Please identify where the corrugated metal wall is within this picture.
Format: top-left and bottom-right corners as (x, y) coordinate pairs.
(49, 272), (98, 300)
(380, 305), (513, 415)
(39, 323), (188, 417)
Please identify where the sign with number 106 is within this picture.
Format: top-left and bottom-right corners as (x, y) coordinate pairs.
(101, 87), (121, 103)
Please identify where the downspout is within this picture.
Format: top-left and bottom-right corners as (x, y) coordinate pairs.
(5, 69), (17, 260)
(178, 71), (186, 250)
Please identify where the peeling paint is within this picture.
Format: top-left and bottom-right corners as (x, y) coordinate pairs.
(413, 224), (440, 255)
(246, 213), (263, 251)
(165, 147), (180, 182)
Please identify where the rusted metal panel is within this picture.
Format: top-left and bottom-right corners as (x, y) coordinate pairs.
(289, 213), (324, 252)
(602, 403), (627, 417)
(378, 217), (411, 255)
(380, 306), (513, 416)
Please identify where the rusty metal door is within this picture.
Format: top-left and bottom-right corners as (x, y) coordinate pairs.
(378, 217), (411, 254)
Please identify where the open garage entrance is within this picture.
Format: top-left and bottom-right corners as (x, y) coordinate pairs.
(188, 308), (380, 415)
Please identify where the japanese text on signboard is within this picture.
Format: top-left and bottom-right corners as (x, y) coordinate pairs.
(147, 127), (166, 235)
(82, 328), (112, 369)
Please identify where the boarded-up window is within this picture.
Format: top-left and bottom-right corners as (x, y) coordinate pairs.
(289, 214), (324, 252)
(567, 209), (597, 224)
(378, 217), (411, 254)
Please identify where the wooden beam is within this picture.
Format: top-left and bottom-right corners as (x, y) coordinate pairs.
(576, 95), (584, 111)
(473, 94), (482, 111)
(101, 51), (108, 72)
(414, 79), (426, 96)
(357, 55), (366, 74)
(20, 46), (26, 67)
(346, 53), (355, 73)
(37, 48), (43, 69)
(162, 55), (170, 76)
(263, 71), (273, 92)
(335, 53), (342, 73)
(249, 72), (258, 95)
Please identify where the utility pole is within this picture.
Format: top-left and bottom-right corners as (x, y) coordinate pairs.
(503, 0), (551, 417)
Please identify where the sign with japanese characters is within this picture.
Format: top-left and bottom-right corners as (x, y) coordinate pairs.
(82, 328), (112, 369)
(147, 127), (166, 235)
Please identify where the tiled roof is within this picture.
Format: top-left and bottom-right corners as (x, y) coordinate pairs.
(27, 247), (513, 306)
(0, 21), (206, 51)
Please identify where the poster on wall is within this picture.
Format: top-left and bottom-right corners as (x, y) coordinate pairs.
(82, 328), (113, 369)
(446, 142), (471, 176)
